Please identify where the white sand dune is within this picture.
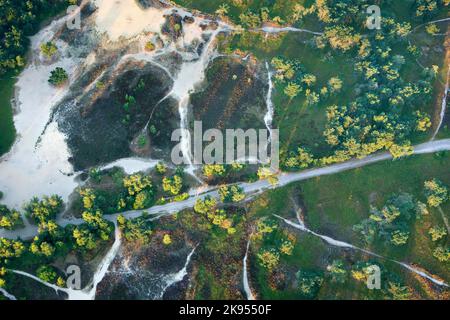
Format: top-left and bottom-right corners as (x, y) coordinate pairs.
(92, 0), (167, 41)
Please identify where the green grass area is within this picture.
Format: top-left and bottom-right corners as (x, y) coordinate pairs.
(291, 151), (449, 281)
(0, 2), (68, 157)
(252, 232), (327, 300)
(247, 201), (403, 300)
(194, 265), (232, 300)
(250, 151), (449, 245)
(247, 191), (377, 299)
(435, 57), (449, 140)
(228, 29), (446, 155)
(0, 73), (17, 155)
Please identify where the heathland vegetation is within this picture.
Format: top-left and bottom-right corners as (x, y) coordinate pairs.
(0, 0), (449, 300)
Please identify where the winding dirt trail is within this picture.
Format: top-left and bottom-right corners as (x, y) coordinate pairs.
(431, 22), (450, 140)
(9, 223), (121, 300)
(2, 0), (450, 300)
